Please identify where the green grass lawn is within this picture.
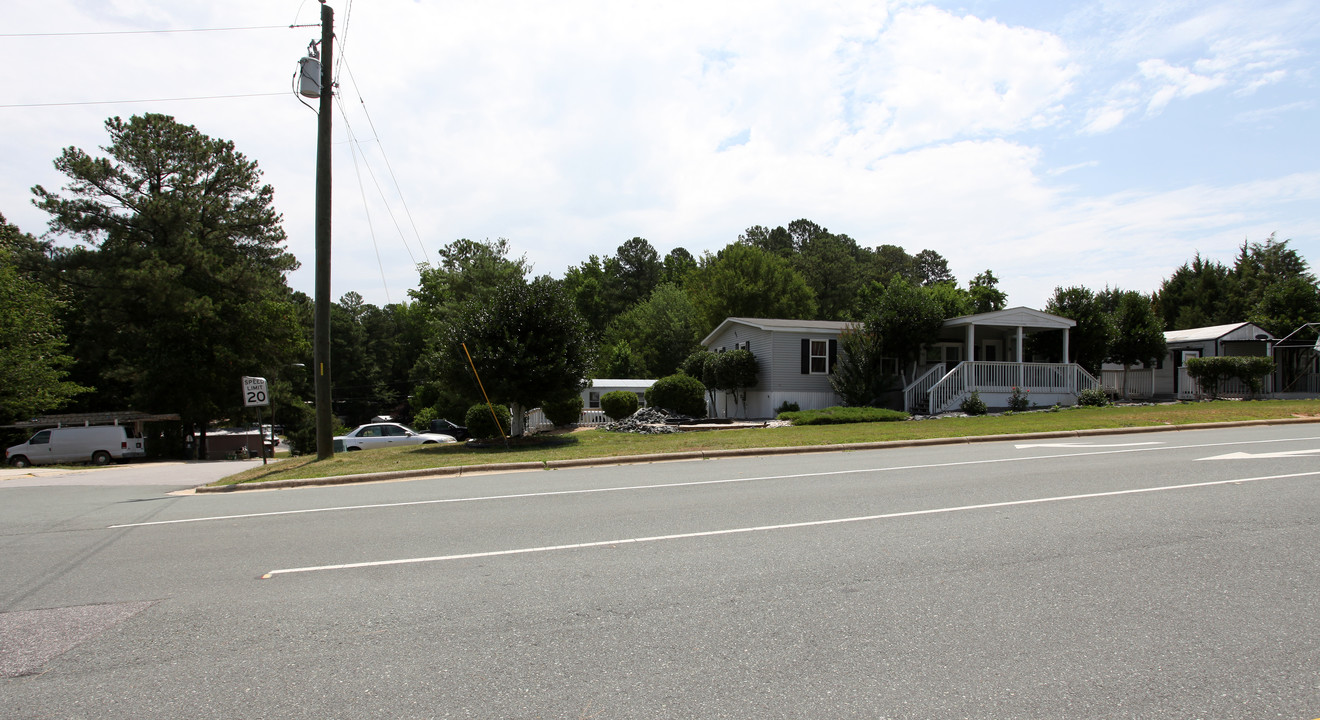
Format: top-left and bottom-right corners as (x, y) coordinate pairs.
(212, 399), (1320, 487)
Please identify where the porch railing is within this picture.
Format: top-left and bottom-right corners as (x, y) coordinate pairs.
(927, 362), (1101, 415)
(1101, 368), (1155, 399)
(904, 363), (946, 414)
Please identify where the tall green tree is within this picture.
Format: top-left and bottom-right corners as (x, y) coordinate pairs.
(687, 244), (817, 331)
(866, 244), (916, 286)
(739, 224), (794, 257)
(795, 232), (867, 321)
(859, 276), (945, 383)
(1102, 289), (1167, 399)
(1154, 254), (1238, 330)
(412, 238), (530, 316)
(1234, 235), (1319, 337)
(660, 247), (697, 288)
(913, 249), (955, 287)
(968, 270), (1008, 314)
(601, 283), (704, 378)
(1044, 286), (1116, 375)
(31, 113), (304, 431)
(561, 254), (612, 338)
(604, 237), (662, 311)
(0, 215), (88, 423)
(427, 276), (594, 436)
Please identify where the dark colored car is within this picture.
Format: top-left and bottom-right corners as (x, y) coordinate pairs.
(429, 418), (469, 441)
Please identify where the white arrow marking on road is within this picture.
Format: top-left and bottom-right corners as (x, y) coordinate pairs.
(1197, 448), (1320, 461)
(1015, 441), (1165, 449)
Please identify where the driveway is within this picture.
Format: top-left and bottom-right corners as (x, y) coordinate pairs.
(0, 458), (267, 489)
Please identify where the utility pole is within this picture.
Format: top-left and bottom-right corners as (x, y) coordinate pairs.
(314, 0), (335, 459)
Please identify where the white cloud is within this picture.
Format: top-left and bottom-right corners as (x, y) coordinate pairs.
(1138, 58), (1226, 114)
(1, 0), (1316, 313)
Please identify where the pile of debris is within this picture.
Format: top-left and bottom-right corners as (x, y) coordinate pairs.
(602, 407), (697, 434)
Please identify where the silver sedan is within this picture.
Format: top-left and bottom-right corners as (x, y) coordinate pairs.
(333, 422), (457, 451)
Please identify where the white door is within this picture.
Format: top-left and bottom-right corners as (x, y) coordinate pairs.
(1178, 350), (1201, 398)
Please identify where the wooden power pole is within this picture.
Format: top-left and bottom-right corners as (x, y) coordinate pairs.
(314, 0), (335, 459)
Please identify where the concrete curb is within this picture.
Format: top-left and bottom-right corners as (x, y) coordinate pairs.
(196, 416), (1320, 493)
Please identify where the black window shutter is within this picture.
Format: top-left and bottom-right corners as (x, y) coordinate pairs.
(801, 338), (810, 374)
(828, 339), (838, 372)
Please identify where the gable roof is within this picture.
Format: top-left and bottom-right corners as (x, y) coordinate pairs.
(942, 306), (1075, 330)
(587, 379), (655, 389)
(1164, 322), (1273, 344)
(701, 317), (852, 345)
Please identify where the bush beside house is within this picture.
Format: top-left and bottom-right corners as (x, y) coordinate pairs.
(645, 374), (707, 417)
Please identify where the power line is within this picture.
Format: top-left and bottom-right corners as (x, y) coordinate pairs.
(337, 96), (394, 305)
(0, 92), (287, 109)
(339, 56), (432, 267)
(0, 25), (314, 38)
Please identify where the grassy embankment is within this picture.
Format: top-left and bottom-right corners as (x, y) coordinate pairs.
(211, 399), (1320, 487)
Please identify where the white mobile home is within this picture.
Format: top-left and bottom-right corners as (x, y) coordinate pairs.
(701, 318), (850, 418)
(702, 309), (1096, 418)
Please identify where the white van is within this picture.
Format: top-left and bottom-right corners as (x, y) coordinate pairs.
(5, 426), (147, 468)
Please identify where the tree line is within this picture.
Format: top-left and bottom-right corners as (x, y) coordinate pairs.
(2, 114), (1316, 448)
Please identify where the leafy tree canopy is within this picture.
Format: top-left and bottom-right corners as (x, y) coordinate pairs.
(858, 275), (945, 381)
(688, 243), (817, 332)
(412, 237), (530, 315)
(1043, 286), (1115, 375)
(601, 283), (704, 378)
(968, 270), (1008, 314)
(427, 275), (594, 435)
(31, 113), (304, 425)
(1102, 289), (1166, 369)
(913, 249), (955, 287)
(0, 215), (89, 422)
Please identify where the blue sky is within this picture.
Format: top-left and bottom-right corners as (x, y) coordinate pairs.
(1, 0), (1316, 310)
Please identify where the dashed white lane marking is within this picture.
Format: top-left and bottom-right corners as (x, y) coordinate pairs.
(260, 469), (1320, 579)
(1014, 441), (1164, 449)
(113, 435), (1320, 529)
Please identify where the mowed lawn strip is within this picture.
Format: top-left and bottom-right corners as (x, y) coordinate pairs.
(213, 399), (1320, 486)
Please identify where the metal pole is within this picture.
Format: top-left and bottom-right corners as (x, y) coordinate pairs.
(257, 406), (267, 466)
(313, 0), (335, 459)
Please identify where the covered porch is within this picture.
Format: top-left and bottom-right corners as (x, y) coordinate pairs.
(904, 307), (1099, 414)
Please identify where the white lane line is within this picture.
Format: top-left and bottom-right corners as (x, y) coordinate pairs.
(261, 469), (1320, 578)
(1014, 441), (1164, 449)
(113, 434), (1320, 529)
(1197, 448), (1320, 461)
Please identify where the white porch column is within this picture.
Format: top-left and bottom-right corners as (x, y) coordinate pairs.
(1016, 326), (1024, 388)
(1063, 328), (1071, 364)
(965, 323), (975, 361)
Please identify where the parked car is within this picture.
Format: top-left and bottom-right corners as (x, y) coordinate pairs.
(6, 425), (147, 467)
(428, 418), (469, 441)
(332, 422), (456, 452)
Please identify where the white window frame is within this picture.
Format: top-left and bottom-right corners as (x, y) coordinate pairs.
(809, 339), (829, 374)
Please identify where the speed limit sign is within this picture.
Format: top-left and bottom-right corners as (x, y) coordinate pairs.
(242, 376), (270, 407)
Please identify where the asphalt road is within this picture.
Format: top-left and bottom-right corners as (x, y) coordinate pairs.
(2, 425), (1319, 719)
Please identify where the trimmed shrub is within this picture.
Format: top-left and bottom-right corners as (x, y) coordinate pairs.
(542, 394), (584, 427)
(775, 400), (801, 415)
(645, 374), (708, 417)
(600, 390), (640, 420)
(960, 391), (988, 415)
(465, 403), (511, 440)
(1007, 386), (1031, 412)
(779, 406), (908, 425)
(1076, 387), (1110, 407)
(1186, 356), (1275, 398)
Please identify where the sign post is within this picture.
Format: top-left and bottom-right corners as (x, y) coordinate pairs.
(242, 376), (271, 465)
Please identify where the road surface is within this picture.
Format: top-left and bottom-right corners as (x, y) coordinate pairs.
(2, 425), (1318, 718)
